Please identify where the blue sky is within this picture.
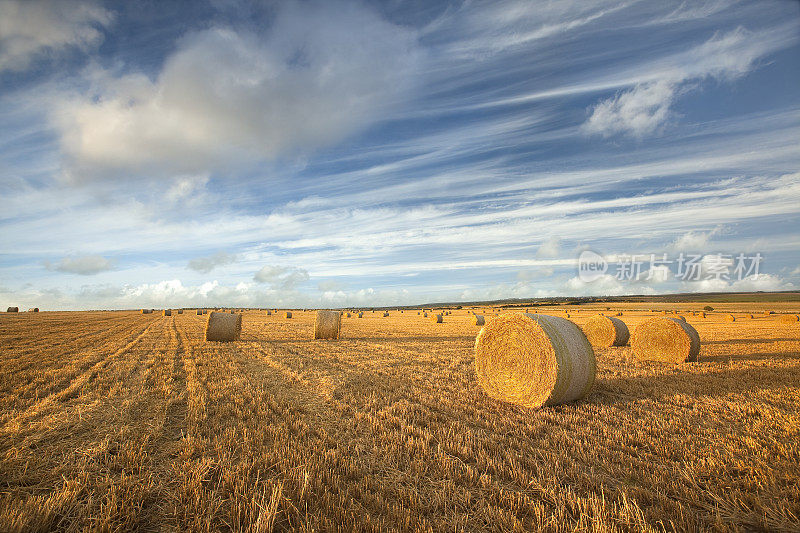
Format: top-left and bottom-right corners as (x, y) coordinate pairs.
(1, 0), (799, 310)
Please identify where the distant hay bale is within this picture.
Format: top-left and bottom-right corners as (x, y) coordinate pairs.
(358, 312), (363, 318)
(141, 309), (151, 314)
(314, 310), (342, 340)
(205, 311), (242, 342)
(631, 317), (700, 363)
(474, 313), (596, 408)
(177, 309), (183, 314)
(564, 313), (570, 318)
(423, 312), (428, 318)
(748, 314), (754, 319)
(582, 315), (629, 347)
(432, 314), (443, 323)
(163, 309), (172, 316)
(661, 310), (667, 315)
(417, 311), (420, 315)
(285, 311), (292, 318)
(28, 307), (39, 312)
(345, 312), (351, 318)
(266, 310), (272, 316)
(725, 314), (736, 322)
(779, 314), (799, 324)
(230, 310), (236, 314)
(474, 315), (485, 326)
(6, 307), (19, 312)
(383, 311), (389, 317)
(197, 309), (203, 315)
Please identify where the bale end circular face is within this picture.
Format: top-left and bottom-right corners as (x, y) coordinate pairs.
(631, 317), (700, 363)
(582, 315), (629, 347)
(314, 310), (342, 340)
(474, 313), (596, 408)
(205, 311), (242, 342)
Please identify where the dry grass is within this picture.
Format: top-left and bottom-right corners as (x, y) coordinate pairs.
(0, 305), (798, 531)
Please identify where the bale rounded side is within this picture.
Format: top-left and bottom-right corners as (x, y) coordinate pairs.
(474, 313), (596, 408)
(285, 311), (292, 318)
(631, 317), (700, 363)
(205, 311), (242, 342)
(314, 310), (342, 340)
(163, 309), (172, 316)
(432, 314), (443, 323)
(28, 308), (39, 312)
(474, 315), (485, 326)
(582, 315), (629, 347)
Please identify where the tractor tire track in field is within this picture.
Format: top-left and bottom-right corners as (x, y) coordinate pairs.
(163, 318), (189, 441)
(0, 319), (160, 439)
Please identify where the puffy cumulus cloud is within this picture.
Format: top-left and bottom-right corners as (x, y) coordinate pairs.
(44, 254), (114, 275)
(535, 237), (561, 258)
(583, 80), (675, 138)
(186, 251), (236, 274)
(584, 28), (774, 138)
(0, 0), (113, 72)
(54, 1), (421, 181)
(253, 265), (309, 289)
(682, 273), (794, 293)
(669, 226), (723, 252)
(317, 280), (343, 292)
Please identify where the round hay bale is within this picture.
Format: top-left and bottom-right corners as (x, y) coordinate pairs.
(700, 312), (706, 318)
(631, 317), (700, 363)
(358, 312), (363, 318)
(205, 311), (242, 342)
(779, 314), (799, 324)
(474, 313), (596, 408)
(196, 309), (203, 315)
(564, 313), (570, 318)
(432, 314), (443, 323)
(675, 315), (686, 322)
(423, 312), (428, 318)
(383, 311), (389, 317)
(6, 307), (19, 312)
(230, 310), (236, 314)
(163, 309), (172, 316)
(266, 310), (272, 316)
(314, 310), (341, 340)
(725, 314), (736, 322)
(285, 311), (292, 319)
(28, 307), (39, 312)
(345, 312), (351, 318)
(474, 315), (485, 326)
(748, 314), (754, 319)
(661, 310), (667, 315)
(141, 309), (151, 314)
(177, 309), (183, 314)
(582, 315), (629, 347)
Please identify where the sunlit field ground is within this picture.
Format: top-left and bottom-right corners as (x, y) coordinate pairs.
(1, 303), (798, 531)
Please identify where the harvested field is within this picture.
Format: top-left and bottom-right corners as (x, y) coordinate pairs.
(0, 306), (798, 531)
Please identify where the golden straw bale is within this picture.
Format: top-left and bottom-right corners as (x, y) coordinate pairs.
(6, 307), (19, 312)
(285, 311), (292, 318)
(358, 312), (363, 318)
(474, 313), (595, 408)
(196, 309), (203, 315)
(725, 314), (736, 322)
(314, 310), (342, 340)
(177, 310), (183, 314)
(779, 314), (798, 324)
(432, 314), (443, 323)
(27, 308), (39, 312)
(631, 317), (700, 363)
(423, 312), (428, 318)
(383, 311), (389, 317)
(163, 309), (172, 316)
(474, 315), (485, 326)
(582, 315), (629, 347)
(205, 311), (242, 342)
(266, 310), (272, 316)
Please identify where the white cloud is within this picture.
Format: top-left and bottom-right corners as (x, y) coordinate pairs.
(583, 27), (775, 137)
(53, 1), (421, 180)
(535, 236), (561, 258)
(253, 265), (309, 289)
(583, 80), (675, 137)
(669, 226), (723, 252)
(317, 280), (343, 292)
(44, 254), (114, 275)
(0, 0), (113, 72)
(186, 251), (236, 274)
